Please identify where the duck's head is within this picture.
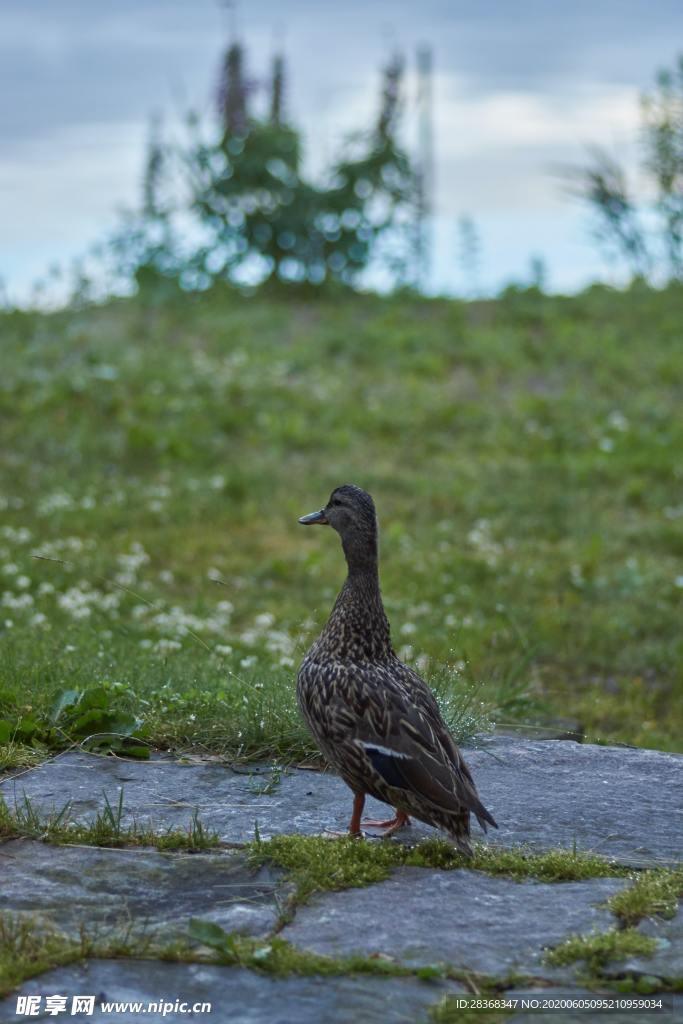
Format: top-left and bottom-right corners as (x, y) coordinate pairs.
(299, 484), (378, 569)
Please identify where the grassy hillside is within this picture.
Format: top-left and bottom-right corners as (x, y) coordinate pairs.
(1, 282), (681, 764)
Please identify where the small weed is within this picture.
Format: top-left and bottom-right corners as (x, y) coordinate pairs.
(248, 765), (283, 796)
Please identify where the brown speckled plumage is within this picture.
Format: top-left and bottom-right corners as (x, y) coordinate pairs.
(297, 484), (497, 854)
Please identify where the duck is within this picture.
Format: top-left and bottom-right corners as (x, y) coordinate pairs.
(297, 483), (497, 855)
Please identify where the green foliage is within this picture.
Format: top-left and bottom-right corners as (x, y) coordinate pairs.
(0, 681), (150, 759)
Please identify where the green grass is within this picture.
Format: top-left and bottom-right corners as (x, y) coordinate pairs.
(608, 868), (683, 926)
(0, 791), (219, 850)
(0, 915), (84, 997)
(1, 281), (682, 759)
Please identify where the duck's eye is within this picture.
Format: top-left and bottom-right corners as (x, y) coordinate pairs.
(330, 498), (342, 508)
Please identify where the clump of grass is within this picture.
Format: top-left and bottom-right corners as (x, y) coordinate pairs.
(0, 791), (219, 851)
(544, 927), (657, 971)
(0, 742), (47, 775)
(247, 834), (626, 905)
(608, 868), (683, 926)
(0, 915), (83, 997)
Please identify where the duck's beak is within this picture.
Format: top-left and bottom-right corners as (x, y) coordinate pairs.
(298, 508), (329, 526)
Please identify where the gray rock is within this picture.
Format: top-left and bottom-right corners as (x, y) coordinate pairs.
(279, 868), (626, 978)
(470, 737), (682, 868)
(0, 840), (284, 939)
(0, 960), (461, 1024)
(3, 737), (680, 866)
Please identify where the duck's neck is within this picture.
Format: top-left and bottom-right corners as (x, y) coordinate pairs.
(319, 538), (393, 661)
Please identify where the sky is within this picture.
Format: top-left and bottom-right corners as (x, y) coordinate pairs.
(1, 0), (682, 302)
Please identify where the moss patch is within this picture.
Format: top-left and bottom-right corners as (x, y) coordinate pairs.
(544, 927), (657, 972)
(247, 834), (628, 906)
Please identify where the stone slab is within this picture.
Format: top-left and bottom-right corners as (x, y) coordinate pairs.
(0, 840), (284, 939)
(0, 960), (460, 1024)
(2, 737), (681, 865)
(279, 868), (626, 978)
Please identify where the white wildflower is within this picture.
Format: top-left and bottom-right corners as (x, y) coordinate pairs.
(608, 410), (628, 431)
(2, 592), (33, 610)
(15, 575), (31, 589)
(155, 638), (182, 654)
(400, 622), (417, 636)
(240, 655), (257, 669)
(214, 644), (234, 657)
(1, 526), (31, 544)
(2, 563), (18, 576)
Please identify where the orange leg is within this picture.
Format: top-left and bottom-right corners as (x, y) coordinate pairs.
(361, 809), (411, 834)
(348, 792), (365, 836)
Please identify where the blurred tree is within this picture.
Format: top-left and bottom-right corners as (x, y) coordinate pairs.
(570, 55), (683, 281)
(185, 47), (415, 286)
(642, 58), (683, 277)
(104, 43), (415, 293)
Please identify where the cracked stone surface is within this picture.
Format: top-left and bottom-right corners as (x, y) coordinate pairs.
(279, 868), (626, 976)
(0, 960), (461, 1024)
(3, 737), (681, 865)
(0, 840), (284, 939)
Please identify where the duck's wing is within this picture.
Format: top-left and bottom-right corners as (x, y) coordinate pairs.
(344, 662), (497, 831)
